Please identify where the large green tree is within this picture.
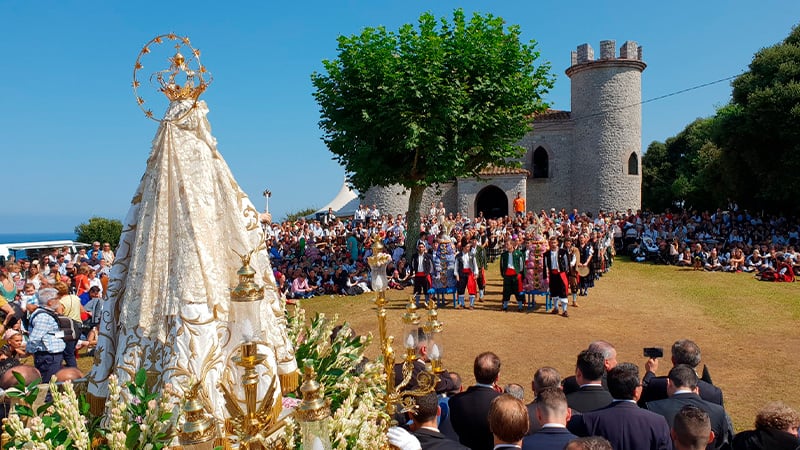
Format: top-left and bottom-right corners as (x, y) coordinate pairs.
(74, 216), (123, 249)
(311, 9), (553, 253)
(715, 24), (800, 211)
(642, 117), (726, 212)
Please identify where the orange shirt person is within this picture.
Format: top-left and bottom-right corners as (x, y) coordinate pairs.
(513, 192), (525, 218)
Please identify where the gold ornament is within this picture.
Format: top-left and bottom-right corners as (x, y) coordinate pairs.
(132, 33), (213, 122)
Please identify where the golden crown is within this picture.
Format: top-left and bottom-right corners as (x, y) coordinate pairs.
(132, 33), (213, 121)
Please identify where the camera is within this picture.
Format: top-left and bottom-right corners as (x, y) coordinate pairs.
(643, 347), (664, 358)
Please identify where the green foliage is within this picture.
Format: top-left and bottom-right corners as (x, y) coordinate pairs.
(644, 24), (800, 213)
(287, 308), (369, 412)
(285, 306), (390, 449)
(74, 216), (123, 249)
(2, 368), (177, 450)
(642, 117), (725, 211)
(282, 206), (318, 223)
(715, 24), (800, 211)
(312, 9), (554, 250)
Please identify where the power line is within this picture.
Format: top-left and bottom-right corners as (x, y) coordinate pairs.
(533, 74), (739, 129)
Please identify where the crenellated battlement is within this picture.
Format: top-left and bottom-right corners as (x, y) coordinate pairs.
(569, 40), (643, 65)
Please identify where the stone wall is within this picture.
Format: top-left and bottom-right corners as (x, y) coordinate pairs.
(457, 175), (526, 218)
(517, 119), (574, 211)
(567, 40), (645, 213)
(364, 183), (457, 217)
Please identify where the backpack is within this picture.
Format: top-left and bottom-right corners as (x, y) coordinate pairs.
(31, 308), (81, 342)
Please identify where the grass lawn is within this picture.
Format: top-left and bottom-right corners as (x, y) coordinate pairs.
(293, 257), (800, 430)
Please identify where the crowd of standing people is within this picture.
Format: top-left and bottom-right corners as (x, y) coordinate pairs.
(388, 338), (800, 450)
(267, 202), (619, 315)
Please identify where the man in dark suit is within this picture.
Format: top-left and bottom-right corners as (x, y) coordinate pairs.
(499, 239), (525, 311)
(488, 394), (529, 449)
(567, 362), (672, 450)
(543, 236), (571, 316)
(526, 367), (563, 435)
(646, 365), (732, 450)
(640, 339), (724, 407)
(566, 350), (613, 413)
(449, 352), (502, 450)
(408, 392), (470, 450)
(523, 388), (577, 450)
(562, 340), (618, 395)
(411, 242), (434, 306)
(671, 406), (716, 450)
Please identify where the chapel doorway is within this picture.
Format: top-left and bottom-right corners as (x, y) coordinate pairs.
(475, 185), (508, 219)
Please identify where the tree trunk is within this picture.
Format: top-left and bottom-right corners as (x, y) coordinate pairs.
(405, 185), (425, 259)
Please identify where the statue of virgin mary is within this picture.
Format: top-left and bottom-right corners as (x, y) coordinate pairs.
(86, 88), (297, 419)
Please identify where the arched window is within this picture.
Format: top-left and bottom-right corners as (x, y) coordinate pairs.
(532, 147), (549, 178)
(628, 152), (639, 175)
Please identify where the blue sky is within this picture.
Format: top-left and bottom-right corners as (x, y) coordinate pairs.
(2, 1), (798, 233)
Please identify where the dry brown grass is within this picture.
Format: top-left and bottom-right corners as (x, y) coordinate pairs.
(76, 258), (798, 430)
(295, 258), (800, 431)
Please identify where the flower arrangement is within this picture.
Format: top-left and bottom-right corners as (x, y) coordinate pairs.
(285, 305), (390, 449)
(1, 369), (181, 450)
(2, 308), (390, 449)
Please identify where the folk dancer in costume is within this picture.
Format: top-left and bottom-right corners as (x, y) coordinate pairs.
(471, 235), (488, 302)
(544, 237), (571, 317)
(564, 238), (581, 307)
(455, 241), (479, 309)
(500, 239), (525, 312)
(578, 234), (594, 296)
(411, 242), (434, 307)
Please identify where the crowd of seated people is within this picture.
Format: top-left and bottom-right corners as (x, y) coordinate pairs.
(388, 338), (800, 450)
(0, 243), (111, 393)
(618, 205), (798, 281)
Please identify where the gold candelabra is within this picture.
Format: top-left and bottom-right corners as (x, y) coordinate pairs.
(372, 239), (439, 418)
(217, 341), (285, 450)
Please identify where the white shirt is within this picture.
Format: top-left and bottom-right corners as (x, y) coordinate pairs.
(549, 250), (559, 270)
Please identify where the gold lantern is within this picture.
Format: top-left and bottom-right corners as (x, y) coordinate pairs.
(295, 365), (332, 450)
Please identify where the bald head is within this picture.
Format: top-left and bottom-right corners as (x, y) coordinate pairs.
(0, 365), (41, 389)
(587, 340), (617, 371)
(53, 367), (84, 382)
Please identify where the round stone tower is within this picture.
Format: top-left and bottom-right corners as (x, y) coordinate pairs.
(566, 40), (646, 214)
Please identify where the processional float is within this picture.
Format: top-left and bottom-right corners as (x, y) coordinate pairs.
(85, 33), (301, 448)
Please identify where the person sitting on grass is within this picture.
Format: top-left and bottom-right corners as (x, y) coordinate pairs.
(704, 249), (723, 271)
(728, 247), (745, 272)
(291, 272), (315, 299)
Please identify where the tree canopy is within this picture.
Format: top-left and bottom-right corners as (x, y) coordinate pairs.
(715, 24), (800, 210)
(311, 9), (553, 250)
(74, 216), (123, 249)
(642, 117), (725, 211)
(643, 24), (800, 214)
